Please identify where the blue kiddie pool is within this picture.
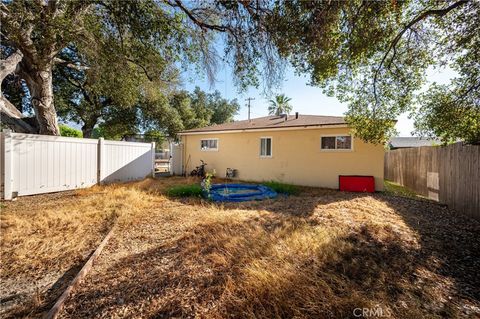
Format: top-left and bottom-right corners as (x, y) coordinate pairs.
(209, 184), (277, 202)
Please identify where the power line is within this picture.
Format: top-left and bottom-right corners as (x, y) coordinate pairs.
(245, 97), (255, 121)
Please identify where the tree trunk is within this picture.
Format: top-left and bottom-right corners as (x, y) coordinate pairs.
(82, 123), (95, 138)
(18, 57), (60, 135)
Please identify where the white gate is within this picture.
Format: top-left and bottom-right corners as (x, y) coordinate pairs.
(170, 143), (184, 176)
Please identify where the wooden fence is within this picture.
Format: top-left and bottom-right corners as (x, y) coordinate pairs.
(384, 143), (480, 219)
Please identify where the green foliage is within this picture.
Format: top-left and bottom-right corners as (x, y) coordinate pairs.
(53, 23), (180, 138)
(96, 106), (139, 140)
(206, 91), (240, 125)
(54, 41), (239, 140)
(163, 1), (478, 144)
(152, 87), (239, 138)
(5, 0), (478, 144)
(384, 180), (418, 200)
(260, 0), (478, 144)
(143, 130), (165, 145)
(91, 127), (105, 139)
(159, 0), (475, 145)
(2, 0), (214, 135)
(59, 124), (83, 138)
(345, 113), (397, 145)
(201, 170), (216, 196)
(166, 184), (203, 198)
(416, 0), (480, 143)
(268, 94), (292, 116)
(262, 181), (300, 195)
(414, 83), (480, 145)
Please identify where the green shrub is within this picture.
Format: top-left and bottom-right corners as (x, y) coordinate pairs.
(166, 184), (203, 198)
(262, 181), (300, 195)
(60, 124), (83, 138)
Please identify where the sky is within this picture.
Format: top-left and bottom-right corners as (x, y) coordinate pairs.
(184, 61), (456, 137)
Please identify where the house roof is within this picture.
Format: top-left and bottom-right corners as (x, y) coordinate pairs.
(388, 137), (440, 148)
(179, 115), (347, 134)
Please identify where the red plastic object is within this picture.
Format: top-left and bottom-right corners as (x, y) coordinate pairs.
(339, 175), (375, 193)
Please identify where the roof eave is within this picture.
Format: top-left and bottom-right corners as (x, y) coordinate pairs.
(178, 123), (349, 135)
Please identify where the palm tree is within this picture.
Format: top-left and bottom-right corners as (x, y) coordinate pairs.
(268, 94), (292, 116)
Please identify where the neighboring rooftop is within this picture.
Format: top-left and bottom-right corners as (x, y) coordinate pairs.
(179, 114), (346, 134)
(389, 137), (441, 149)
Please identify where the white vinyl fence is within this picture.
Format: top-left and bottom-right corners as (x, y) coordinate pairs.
(0, 130), (155, 200)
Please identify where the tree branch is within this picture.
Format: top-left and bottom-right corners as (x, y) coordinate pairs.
(0, 49), (23, 80)
(0, 95), (37, 133)
(63, 73), (84, 89)
(53, 57), (90, 70)
(165, 0), (232, 33)
(0, 50), (37, 133)
(125, 58), (177, 84)
(372, 0), (469, 110)
(125, 58), (154, 81)
(454, 78), (480, 104)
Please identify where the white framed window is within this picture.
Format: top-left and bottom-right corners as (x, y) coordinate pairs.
(321, 135), (353, 151)
(200, 138), (218, 151)
(260, 137), (272, 157)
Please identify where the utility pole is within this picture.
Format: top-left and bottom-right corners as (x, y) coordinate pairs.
(245, 97), (255, 121)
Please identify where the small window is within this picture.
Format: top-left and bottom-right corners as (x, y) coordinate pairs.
(321, 136), (336, 149)
(260, 137), (272, 157)
(200, 139), (218, 151)
(321, 135), (352, 150)
(335, 136), (352, 149)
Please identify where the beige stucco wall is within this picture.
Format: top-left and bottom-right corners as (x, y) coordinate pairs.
(181, 127), (384, 191)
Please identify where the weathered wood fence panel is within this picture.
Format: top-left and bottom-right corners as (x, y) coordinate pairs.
(385, 143), (480, 219)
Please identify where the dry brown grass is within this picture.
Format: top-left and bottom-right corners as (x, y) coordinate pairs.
(0, 178), (186, 317)
(2, 177), (480, 318)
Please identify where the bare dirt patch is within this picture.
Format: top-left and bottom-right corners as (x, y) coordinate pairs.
(2, 177), (480, 318)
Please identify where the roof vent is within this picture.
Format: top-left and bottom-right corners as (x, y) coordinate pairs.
(295, 112), (299, 119)
(280, 113), (288, 121)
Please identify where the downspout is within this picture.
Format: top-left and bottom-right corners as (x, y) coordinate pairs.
(183, 135), (187, 176)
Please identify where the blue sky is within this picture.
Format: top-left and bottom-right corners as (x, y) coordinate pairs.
(184, 62), (456, 137)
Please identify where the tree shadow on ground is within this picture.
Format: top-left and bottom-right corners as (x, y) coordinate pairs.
(2, 261), (85, 319)
(60, 188), (480, 318)
(377, 194), (480, 305)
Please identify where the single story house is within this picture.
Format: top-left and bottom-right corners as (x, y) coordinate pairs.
(388, 137), (440, 150)
(178, 114), (385, 191)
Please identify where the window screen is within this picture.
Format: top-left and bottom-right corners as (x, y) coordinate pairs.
(200, 139), (218, 150)
(321, 136), (336, 149)
(321, 136), (352, 150)
(336, 136), (352, 149)
(260, 138), (272, 156)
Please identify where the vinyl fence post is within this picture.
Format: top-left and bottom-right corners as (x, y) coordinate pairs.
(169, 142), (173, 176)
(151, 142), (156, 178)
(98, 137), (105, 183)
(3, 129), (13, 200)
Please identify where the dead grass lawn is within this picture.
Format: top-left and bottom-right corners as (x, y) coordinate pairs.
(2, 177), (480, 318)
(0, 178), (184, 317)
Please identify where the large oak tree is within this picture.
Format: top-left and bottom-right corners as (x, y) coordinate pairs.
(2, 0), (478, 143)
(0, 0), (211, 135)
